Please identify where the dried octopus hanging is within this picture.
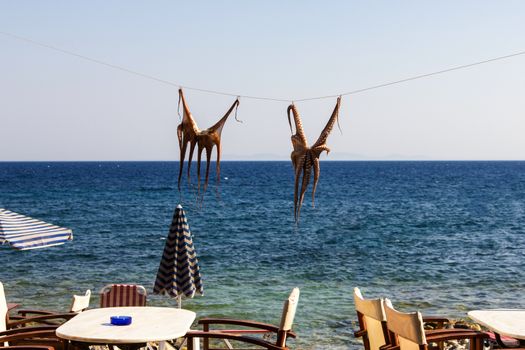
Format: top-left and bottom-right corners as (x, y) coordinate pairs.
(287, 97), (341, 222)
(177, 88), (240, 198)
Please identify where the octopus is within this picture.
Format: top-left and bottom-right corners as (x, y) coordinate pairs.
(287, 97), (341, 222)
(177, 88), (240, 196)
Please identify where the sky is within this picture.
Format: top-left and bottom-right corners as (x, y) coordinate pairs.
(1, 1), (524, 161)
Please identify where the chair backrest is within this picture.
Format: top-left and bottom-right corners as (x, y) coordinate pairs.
(353, 287), (389, 350)
(0, 282), (7, 334)
(383, 298), (427, 350)
(1, 282), (9, 347)
(276, 288), (300, 347)
(99, 284), (147, 308)
(69, 289), (91, 313)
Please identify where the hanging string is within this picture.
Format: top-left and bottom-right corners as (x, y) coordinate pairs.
(1, 30), (525, 103)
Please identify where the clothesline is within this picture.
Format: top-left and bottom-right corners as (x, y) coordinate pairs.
(2, 30), (525, 103)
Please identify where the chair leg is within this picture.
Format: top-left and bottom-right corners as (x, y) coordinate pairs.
(473, 337), (483, 350)
(203, 324), (209, 350)
(222, 339), (233, 350)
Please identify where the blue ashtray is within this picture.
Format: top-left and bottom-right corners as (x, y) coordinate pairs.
(110, 316), (132, 326)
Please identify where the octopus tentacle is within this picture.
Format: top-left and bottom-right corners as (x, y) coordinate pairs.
(312, 97), (341, 149)
(311, 157), (320, 208)
(187, 140), (197, 187)
(216, 142), (221, 188)
(293, 156), (304, 221)
(178, 89), (200, 133)
(209, 99), (240, 135)
(196, 144), (204, 197)
(287, 105), (294, 134)
(297, 154), (312, 221)
(203, 145), (213, 195)
(177, 125), (186, 191)
(287, 104), (308, 145)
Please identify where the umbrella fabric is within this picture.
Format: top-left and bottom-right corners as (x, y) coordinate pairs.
(153, 205), (203, 302)
(0, 208), (73, 250)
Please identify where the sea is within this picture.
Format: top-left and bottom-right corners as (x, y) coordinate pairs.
(1, 161), (525, 349)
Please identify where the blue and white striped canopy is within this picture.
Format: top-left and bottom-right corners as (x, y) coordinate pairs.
(0, 208), (73, 250)
(153, 204), (203, 304)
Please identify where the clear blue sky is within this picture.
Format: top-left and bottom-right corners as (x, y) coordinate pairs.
(1, 1), (524, 160)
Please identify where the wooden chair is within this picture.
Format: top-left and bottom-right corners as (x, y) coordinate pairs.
(353, 287), (389, 350)
(99, 284), (146, 308)
(16, 290), (91, 317)
(353, 287), (478, 350)
(186, 288), (300, 350)
(68, 290), (91, 313)
(1, 282), (74, 350)
(383, 298), (487, 350)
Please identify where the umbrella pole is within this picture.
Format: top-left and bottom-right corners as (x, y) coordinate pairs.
(177, 295), (182, 309)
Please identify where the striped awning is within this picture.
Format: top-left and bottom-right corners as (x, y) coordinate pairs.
(0, 208), (73, 250)
(153, 204), (203, 305)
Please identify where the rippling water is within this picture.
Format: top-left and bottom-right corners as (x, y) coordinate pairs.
(1, 161), (525, 349)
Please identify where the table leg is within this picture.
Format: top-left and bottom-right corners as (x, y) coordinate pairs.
(192, 337), (200, 350)
(494, 333), (521, 348)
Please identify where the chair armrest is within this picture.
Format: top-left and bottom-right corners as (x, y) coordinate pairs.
(0, 326), (58, 340)
(8, 312), (76, 328)
(198, 318), (280, 333)
(354, 329), (367, 338)
(186, 330), (287, 350)
(423, 316), (451, 330)
(426, 330), (487, 343)
(380, 346), (399, 350)
(0, 329), (59, 343)
(422, 316), (450, 323)
(0, 326), (59, 337)
(17, 309), (57, 316)
(7, 303), (20, 311)
(426, 328), (477, 336)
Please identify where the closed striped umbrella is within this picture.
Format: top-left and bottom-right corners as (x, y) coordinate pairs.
(153, 204), (203, 307)
(0, 208), (73, 250)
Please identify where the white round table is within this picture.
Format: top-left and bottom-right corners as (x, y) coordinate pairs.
(468, 309), (525, 347)
(56, 306), (196, 347)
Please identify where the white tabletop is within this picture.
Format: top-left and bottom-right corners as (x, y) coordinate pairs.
(468, 309), (525, 340)
(56, 306), (196, 344)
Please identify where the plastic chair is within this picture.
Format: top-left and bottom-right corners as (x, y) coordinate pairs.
(383, 298), (487, 350)
(99, 284), (146, 308)
(186, 288), (300, 350)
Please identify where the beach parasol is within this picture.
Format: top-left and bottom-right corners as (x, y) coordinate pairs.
(153, 204), (203, 308)
(0, 208), (73, 250)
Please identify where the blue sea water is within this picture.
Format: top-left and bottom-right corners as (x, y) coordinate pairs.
(1, 161), (525, 349)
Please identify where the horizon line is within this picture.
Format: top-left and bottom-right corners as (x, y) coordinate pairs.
(1, 159), (525, 162)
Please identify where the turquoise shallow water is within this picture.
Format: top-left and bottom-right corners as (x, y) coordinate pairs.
(1, 161), (525, 349)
